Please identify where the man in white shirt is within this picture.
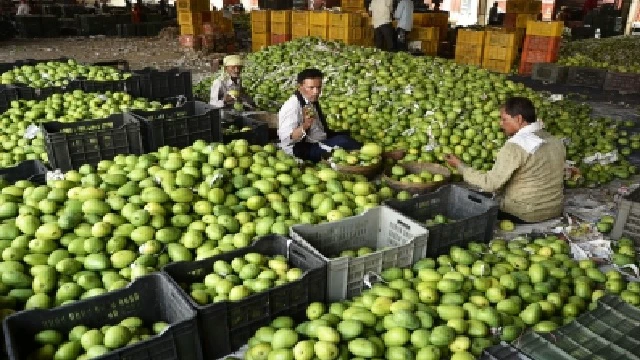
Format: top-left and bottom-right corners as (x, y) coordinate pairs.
(278, 69), (361, 163)
(394, 0), (413, 51)
(16, 0), (29, 15)
(369, 0), (394, 51)
(209, 54), (255, 110)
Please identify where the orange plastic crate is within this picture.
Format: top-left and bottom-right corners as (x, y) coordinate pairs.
(522, 34), (561, 52)
(271, 33), (292, 44)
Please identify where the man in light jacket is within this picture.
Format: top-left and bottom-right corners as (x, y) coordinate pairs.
(394, 0), (413, 51)
(16, 0), (29, 15)
(278, 68), (361, 163)
(209, 54), (255, 110)
(445, 97), (566, 223)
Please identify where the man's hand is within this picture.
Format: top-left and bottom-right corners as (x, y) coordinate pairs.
(223, 94), (234, 104)
(445, 154), (463, 168)
(302, 115), (315, 130)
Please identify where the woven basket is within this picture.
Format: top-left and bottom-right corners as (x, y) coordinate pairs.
(331, 161), (382, 179)
(243, 111), (278, 129)
(382, 149), (407, 161)
(383, 162), (451, 194)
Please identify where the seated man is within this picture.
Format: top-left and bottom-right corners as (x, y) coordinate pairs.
(445, 97), (566, 223)
(278, 68), (361, 162)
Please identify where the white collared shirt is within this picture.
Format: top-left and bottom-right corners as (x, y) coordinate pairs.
(278, 94), (327, 155)
(369, 0), (393, 28)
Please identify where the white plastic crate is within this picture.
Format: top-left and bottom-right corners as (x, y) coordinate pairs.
(612, 196), (640, 246)
(290, 206), (428, 301)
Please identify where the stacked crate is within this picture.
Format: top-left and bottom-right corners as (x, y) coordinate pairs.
(309, 10), (329, 39)
(482, 28), (518, 74)
(251, 10), (271, 51)
(177, 0), (209, 41)
(414, 12), (449, 45)
(503, 0), (539, 49)
(271, 10), (292, 44)
(408, 26), (439, 55)
(341, 0), (366, 12)
(291, 10), (310, 39)
(455, 29), (485, 67)
(361, 13), (374, 46)
(328, 12), (362, 45)
(518, 21), (563, 75)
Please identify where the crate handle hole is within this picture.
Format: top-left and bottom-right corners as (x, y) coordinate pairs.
(396, 219), (410, 229)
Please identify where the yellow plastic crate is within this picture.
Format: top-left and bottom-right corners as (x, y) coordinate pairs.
(178, 11), (203, 25)
(516, 14), (537, 28)
(341, 0), (365, 8)
(291, 10), (310, 25)
(328, 12), (361, 27)
(252, 21), (270, 33)
(310, 11), (330, 26)
(271, 22), (291, 35)
(408, 26), (439, 41)
(176, 0), (199, 12)
(251, 10), (270, 23)
(485, 30), (517, 47)
(180, 23), (202, 35)
(457, 29), (485, 44)
(271, 10), (291, 23)
(526, 21), (564, 37)
(292, 25), (310, 37)
(328, 26), (362, 40)
(483, 45), (517, 62)
(309, 24), (328, 38)
(482, 59), (513, 74)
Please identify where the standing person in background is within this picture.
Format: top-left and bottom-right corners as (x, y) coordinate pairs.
(132, 0), (142, 23)
(488, 2), (499, 25)
(369, 0), (394, 51)
(16, 0), (29, 15)
(159, 0), (167, 16)
(394, 0), (413, 51)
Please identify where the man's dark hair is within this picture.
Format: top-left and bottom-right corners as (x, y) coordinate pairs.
(297, 69), (324, 84)
(503, 97), (536, 123)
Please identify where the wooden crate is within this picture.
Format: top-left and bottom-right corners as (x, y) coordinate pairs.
(408, 26), (439, 41)
(176, 0), (199, 12)
(252, 32), (270, 51)
(517, 14), (538, 28)
(328, 12), (361, 27)
(483, 44), (517, 62)
(178, 11), (203, 25)
(271, 33), (292, 44)
(328, 26), (362, 40)
(211, 10), (223, 24)
(309, 11), (330, 26)
(485, 29), (517, 47)
(271, 10), (292, 23)
(341, 0), (365, 8)
(291, 10), (310, 25)
(455, 44), (483, 66)
(292, 25), (310, 37)
(409, 40), (438, 55)
(526, 21), (564, 37)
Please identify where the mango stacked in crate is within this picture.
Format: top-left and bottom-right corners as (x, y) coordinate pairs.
(252, 10), (271, 51)
(503, 0), (542, 48)
(176, 0), (209, 49)
(271, 10), (292, 45)
(482, 28), (519, 74)
(455, 28), (485, 67)
(518, 21), (564, 75)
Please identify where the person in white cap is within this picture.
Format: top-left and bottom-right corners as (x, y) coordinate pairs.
(209, 54), (255, 109)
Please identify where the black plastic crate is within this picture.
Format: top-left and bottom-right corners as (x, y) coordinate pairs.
(566, 66), (607, 89)
(13, 81), (83, 101)
(135, 68), (194, 101)
(481, 343), (532, 360)
(81, 76), (142, 97)
(117, 23), (137, 37)
(131, 101), (222, 152)
(162, 235), (326, 360)
(0, 86), (18, 113)
(0, 160), (48, 184)
(3, 273), (203, 360)
(384, 184), (499, 257)
(42, 113), (144, 171)
(92, 59), (130, 72)
(603, 72), (640, 94)
(531, 63), (568, 84)
(222, 116), (269, 146)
